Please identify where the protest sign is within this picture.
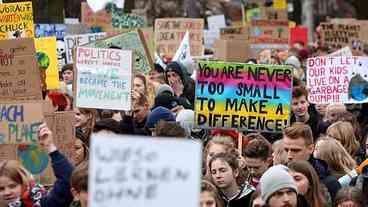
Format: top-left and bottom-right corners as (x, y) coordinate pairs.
(290, 26), (308, 46)
(89, 133), (202, 207)
(0, 1), (34, 40)
(246, 8), (261, 21)
(204, 30), (220, 50)
(307, 56), (368, 104)
(81, 2), (112, 31)
(155, 18), (204, 58)
(220, 26), (249, 40)
(44, 111), (75, 164)
(85, 30), (153, 75)
(112, 10), (147, 29)
(0, 38), (42, 101)
(35, 24), (67, 69)
(261, 7), (288, 21)
(75, 47), (132, 110)
(207, 15), (226, 31)
(320, 22), (368, 52)
(64, 32), (107, 64)
(0, 101), (44, 144)
(273, 0), (287, 9)
(249, 20), (289, 44)
(195, 61), (292, 133)
(327, 46), (352, 57)
(213, 39), (251, 62)
(249, 20), (289, 54)
(35, 37), (60, 90)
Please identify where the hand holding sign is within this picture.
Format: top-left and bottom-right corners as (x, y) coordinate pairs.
(38, 123), (57, 153)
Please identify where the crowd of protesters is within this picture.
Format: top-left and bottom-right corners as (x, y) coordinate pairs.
(1, 13), (368, 207)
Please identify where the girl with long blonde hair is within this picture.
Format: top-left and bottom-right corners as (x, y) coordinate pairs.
(326, 121), (360, 157)
(314, 137), (357, 179)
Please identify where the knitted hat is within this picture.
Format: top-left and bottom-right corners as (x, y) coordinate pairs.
(285, 56), (301, 69)
(153, 93), (179, 110)
(176, 109), (195, 136)
(155, 84), (174, 96)
(145, 106), (176, 129)
(260, 165), (298, 203)
(165, 61), (188, 84)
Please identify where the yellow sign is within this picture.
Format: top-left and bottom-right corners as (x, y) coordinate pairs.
(273, 0), (287, 9)
(0, 1), (34, 39)
(35, 37), (60, 89)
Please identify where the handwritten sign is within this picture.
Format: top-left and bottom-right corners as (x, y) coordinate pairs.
(81, 2), (112, 31)
(327, 46), (352, 57)
(320, 22), (368, 51)
(250, 20), (289, 44)
(35, 37), (60, 90)
(85, 30), (153, 75)
(220, 26), (249, 40)
(75, 47), (132, 110)
(0, 38), (42, 101)
(307, 56), (368, 104)
(45, 111), (75, 163)
(64, 32), (107, 64)
(195, 61), (292, 133)
(0, 1), (34, 40)
(89, 133), (202, 207)
(0, 101), (44, 144)
(155, 18), (204, 57)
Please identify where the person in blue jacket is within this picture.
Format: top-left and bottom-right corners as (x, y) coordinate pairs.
(0, 123), (74, 207)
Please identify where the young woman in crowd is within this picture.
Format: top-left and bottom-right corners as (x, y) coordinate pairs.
(0, 123), (74, 207)
(209, 152), (254, 207)
(334, 187), (366, 207)
(200, 180), (224, 207)
(326, 121), (360, 158)
(203, 136), (239, 176)
(72, 128), (90, 166)
(288, 160), (328, 207)
(133, 73), (155, 107)
(74, 108), (96, 139)
(314, 137), (357, 180)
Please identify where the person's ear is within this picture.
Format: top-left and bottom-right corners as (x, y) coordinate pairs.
(307, 144), (315, 155)
(233, 168), (239, 178)
(266, 156), (273, 166)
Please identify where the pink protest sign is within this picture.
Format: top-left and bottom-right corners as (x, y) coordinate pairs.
(307, 56), (368, 104)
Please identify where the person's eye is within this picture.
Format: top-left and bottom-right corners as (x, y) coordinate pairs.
(219, 168), (227, 173)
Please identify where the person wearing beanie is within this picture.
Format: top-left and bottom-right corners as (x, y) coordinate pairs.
(176, 109), (195, 137)
(260, 165), (298, 207)
(165, 61), (195, 108)
(145, 106), (176, 135)
(155, 83), (174, 96)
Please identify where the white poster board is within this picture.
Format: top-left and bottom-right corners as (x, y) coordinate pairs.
(89, 133), (202, 207)
(75, 47), (132, 110)
(307, 56), (368, 104)
(207, 15), (226, 31)
(327, 46), (353, 57)
(64, 32), (107, 63)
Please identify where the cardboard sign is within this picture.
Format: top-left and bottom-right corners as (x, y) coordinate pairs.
(307, 56), (368, 104)
(249, 20), (289, 44)
(64, 32), (107, 64)
(273, 0), (287, 9)
(75, 47), (133, 110)
(85, 30), (153, 75)
(35, 37), (60, 90)
(81, 2), (112, 30)
(0, 38), (42, 101)
(155, 18), (204, 57)
(290, 26), (308, 46)
(261, 7), (288, 21)
(0, 1), (34, 40)
(320, 22), (368, 51)
(0, 101), (44, 144)
(89, 133), (202, 207)
(220, 26), (249, 40)
(195, 61), (292, 133)
(44, 111), (75, 163)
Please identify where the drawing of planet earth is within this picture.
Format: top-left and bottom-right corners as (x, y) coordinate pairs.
(17, 144), (49, 175)
(36, 52), (50, 70)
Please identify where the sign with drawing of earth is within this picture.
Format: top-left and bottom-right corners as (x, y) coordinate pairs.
(17, 144), (49, 175)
